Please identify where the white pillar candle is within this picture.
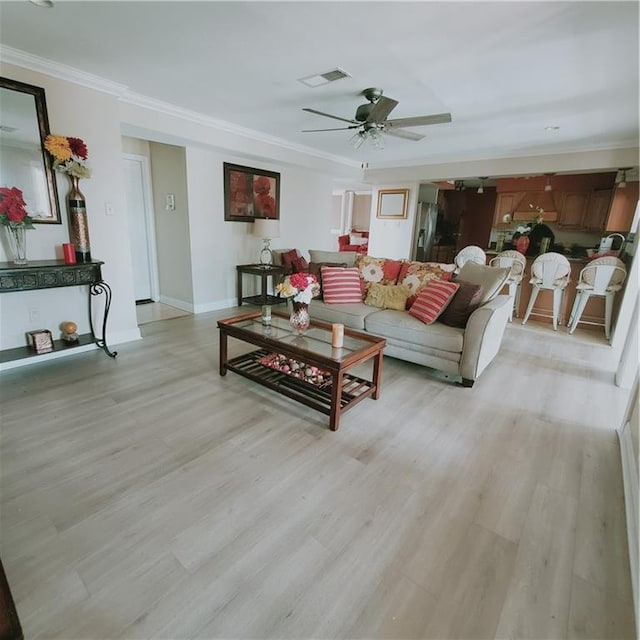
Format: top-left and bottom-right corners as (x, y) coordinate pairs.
(331, 323), (344, 348)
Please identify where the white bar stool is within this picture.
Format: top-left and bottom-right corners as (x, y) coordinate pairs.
(568, 256), (627, 339)
(522, 253), (571, 330)
(454, 246), (486, 273)
(489, 250), (527, 321)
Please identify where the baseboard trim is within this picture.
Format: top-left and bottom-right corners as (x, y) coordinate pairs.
(158, 295), (194, 313)
(193, 299), (238, 314)
(618, 419), (639, 637)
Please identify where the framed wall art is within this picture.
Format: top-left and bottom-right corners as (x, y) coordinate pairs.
(376, 188), (409, 219)
(223, 162), (280, 222)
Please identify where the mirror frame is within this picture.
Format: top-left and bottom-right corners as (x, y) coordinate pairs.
(0, 76), (61, 224)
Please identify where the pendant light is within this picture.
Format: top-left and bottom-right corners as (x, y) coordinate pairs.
(617, 168), (630, 188)
(544, 173), (554, 191)
(477, 177), (488, 194)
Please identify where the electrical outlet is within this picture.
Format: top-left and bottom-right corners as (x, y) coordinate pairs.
(28, 308), (39, 323)
(104, 202), (114, 216)
(165, 194), (175, 211)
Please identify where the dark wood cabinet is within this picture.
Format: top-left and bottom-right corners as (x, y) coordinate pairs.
(493, 193), (522, 227)
(583, 189), (612, 231)
(558, 192), (589, 228)
(606, 182), (639, 232)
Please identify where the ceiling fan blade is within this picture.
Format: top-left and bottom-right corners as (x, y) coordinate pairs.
(385, 128), (425, 141)
(385, 112), (452, 128)
(302, 108), (358, 125)
(365, 96), (398, 123)
(302, 126), (359, 132)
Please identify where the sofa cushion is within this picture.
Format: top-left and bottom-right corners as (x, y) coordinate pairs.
(309, 249), (357, 267)
(364, 283), (411, 311)
(439, 282), (484, 328)
(309, 261), (347, 300)
(309, 301), (375, 331)
(409, 280), (460, 325)
(321, 266), (363, 304)
(454, 262), (510, 304)
(397, 261), (456, 308)
(365, 309), (465, 354)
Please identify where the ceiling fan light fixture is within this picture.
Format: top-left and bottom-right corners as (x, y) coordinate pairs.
(350, 131), (365, 150)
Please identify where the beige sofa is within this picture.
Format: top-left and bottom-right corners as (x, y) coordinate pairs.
(305, 250), (512, 387)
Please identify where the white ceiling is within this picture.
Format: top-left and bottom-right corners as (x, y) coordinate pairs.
(0, 1), (638, 170)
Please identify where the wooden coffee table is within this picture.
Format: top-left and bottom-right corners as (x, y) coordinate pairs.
(218, 311), (386, 431)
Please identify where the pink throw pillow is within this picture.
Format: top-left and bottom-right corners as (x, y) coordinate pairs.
(408, 279), (460, 325)
(321, 266), (363, 304)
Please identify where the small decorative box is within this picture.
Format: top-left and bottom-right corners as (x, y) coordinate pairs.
(27, 329), (54, 354)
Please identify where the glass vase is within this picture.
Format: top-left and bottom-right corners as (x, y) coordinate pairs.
(289, 301), (310, 335)
(4, 225), (28, 265)
(67, 175), (92, 263)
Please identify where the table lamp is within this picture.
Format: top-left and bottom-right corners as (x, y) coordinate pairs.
(253, 218), (280, 265)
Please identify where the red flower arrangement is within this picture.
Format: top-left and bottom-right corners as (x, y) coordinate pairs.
(0, 187), (34, 228)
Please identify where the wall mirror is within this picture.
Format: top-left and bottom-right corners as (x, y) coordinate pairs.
(0, 77), (61, 223)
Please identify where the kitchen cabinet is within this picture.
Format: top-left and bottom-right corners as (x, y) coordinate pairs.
(493, 192), (523, 227)
(606, 182), (639, 232)
(558, 192), (589, 228)
(583, 189), (612, 231)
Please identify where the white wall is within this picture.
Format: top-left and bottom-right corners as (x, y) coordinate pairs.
(0, 62), (140, 351)
(367, 182), (420, 259)
(149, 142), (193, 309)
(186, 147), (335, 312)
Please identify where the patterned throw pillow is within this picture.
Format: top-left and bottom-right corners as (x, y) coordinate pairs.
(321, 266), (363, 304)
(308, 261), (347, 300)
(397, 261), (455, 309)
(356, 255), (403, 293)
(281, 249), (309, 274)
(408, 280), (460, 325)
(439, 282), (484, 328)
(364, 283), (411, 310)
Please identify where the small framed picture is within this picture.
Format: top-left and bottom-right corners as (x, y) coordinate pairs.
(376, 188), (409, 219)
(27, 329), (54, 354)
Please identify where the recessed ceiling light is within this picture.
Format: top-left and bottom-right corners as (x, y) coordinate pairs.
(29, 0), (54, 6)
(544, 125), (560, 131)
(298, 67), (351, 88)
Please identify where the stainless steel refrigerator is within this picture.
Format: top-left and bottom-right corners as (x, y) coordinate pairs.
(412, 202), (439, 261)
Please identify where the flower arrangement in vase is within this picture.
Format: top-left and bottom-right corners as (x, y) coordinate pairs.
(275, 272), (320, 334)
(44, 134), (92, 262)
(0, 187), (34, 265)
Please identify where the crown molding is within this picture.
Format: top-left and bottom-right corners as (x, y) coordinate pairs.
(121, 91), (360, 168)
(0, 45), (359, 169)
(0, 45), (127, 96)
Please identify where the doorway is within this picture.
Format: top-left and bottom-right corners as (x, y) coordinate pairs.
(123, 154), (159, 303)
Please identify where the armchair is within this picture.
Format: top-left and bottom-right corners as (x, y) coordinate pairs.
(338, 233), (368, 254)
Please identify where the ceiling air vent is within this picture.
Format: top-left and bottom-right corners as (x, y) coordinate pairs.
(298, 67), (351, 88)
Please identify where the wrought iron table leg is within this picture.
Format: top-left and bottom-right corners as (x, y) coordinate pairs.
(89, 280), (117, 358)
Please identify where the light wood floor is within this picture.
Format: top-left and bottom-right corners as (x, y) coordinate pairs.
(0, 308), (635, 639)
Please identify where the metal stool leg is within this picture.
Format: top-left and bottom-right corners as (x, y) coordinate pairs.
(604, 291), (615, 340)
(552, 287), (563, 331)
(569, 291), (590, 334)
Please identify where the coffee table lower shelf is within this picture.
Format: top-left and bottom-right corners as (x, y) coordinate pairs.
(227, 348), (375, 422)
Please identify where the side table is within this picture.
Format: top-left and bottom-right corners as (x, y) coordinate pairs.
(236, 264), (286, 307)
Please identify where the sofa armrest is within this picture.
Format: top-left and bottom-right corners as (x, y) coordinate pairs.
(460, 295), (511, 383)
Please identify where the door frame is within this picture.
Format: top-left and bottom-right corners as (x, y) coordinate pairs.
(123, 153), (159, 303)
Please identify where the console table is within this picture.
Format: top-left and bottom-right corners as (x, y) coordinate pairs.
(0, 260), (117, 362)
(236, 263), (286, 307)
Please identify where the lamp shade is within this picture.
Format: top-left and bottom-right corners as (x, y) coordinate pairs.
(253, 218), (280, 239)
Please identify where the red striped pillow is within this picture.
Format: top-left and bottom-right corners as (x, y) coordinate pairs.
(321, 266), (363, 304)
(408, 279), (460, 325)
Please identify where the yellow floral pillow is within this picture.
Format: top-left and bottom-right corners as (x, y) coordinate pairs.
(364, 283), (411, 310)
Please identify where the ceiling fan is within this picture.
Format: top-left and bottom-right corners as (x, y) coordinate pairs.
(302, 88), (452, 149)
